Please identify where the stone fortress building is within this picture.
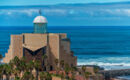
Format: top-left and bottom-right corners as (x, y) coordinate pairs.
(3, 11), (77, 71)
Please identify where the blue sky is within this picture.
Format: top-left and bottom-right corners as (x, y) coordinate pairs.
(1, 2), (130, 26)
(1, 1), (130, 26)
(1, 0), (130, 5)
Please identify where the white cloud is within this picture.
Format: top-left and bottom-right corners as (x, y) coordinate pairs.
(43, 9), (67, 16)
(0, 7), (130, 18)
(19, 9), (38, 16)
(0, 9), (38, 16)
(123, 9), (130, 16)
(104, 9), (130, 16)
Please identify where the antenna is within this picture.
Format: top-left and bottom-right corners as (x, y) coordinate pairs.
(39, 9), (42, 15)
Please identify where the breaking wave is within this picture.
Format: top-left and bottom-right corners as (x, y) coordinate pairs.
(78, 62), (130, 70)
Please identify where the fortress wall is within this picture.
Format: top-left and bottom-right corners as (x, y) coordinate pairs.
(48, 34), (60, 69)
(3, 53), (10, 63)
(12, 35), (23, 59)
(60, 40), (77, 67)
(49, 34), (60, 59)
(3, 35), (23, 63)
(61, 41), (70, 53)
(3, 35), (14, 63)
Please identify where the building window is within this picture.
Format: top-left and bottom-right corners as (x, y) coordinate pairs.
(44, 67), (46, 71)
(71, 64), (73, 67)
(50, 65), (53, 71)
(42, 61), (44, 66)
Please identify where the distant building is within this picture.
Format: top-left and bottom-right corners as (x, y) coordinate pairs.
(3, 11), (77, 71)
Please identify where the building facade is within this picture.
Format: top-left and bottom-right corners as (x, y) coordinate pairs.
(3, 13), (77, 71)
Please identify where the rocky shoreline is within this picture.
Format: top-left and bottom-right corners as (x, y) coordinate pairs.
(78, 65), (130, 80)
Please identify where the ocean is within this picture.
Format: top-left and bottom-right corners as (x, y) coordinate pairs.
(1, 26), (130, 70)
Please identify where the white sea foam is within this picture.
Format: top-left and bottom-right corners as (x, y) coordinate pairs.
(78, 62), (130, 70)
(78, 62), (130, 66)
(77, 56), (130, 70)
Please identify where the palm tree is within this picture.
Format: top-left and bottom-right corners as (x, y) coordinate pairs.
(42, 54), (47, 71)
(14, 76), (21, 80)
(60, 60), (64, 70)
(42, 55), (47, 61)
(70, 67), (77, 80)
(39, 72), (45, 80)
(60, 60), (66, 80)
(0, 69), (3, 80)
(94, 67), (99, 74)
(34, 60), (41, 80)
(26, 60), (34, 72)
(12, 56), (21, 73)
(61, 72), (65, 80)
(39, 72), (52, 80)
(13, 68), (20, 79)
(55, 59), (59, 67)
(46, 72), (52, 80)
(12, 56), (20, 67)
(64, 63), (70, 79)
(0, 55), (3, 80)
(19, 57), (27, 72)
(3, 64), (12, 80)
(21, 71), (34, 80)
(0, 65), (4, 80)
(12, 57), (26, 78)
(17, 60), (26, 78)
(0, 54), (3, 60)
(81, 66), (86, 72)
(81, 66), (87, 79)
(0, 54), (3, 64)
(9, 60), (14, 68)
(85, 72), (92, 79)
(55, 59), (59, 75)
(9, 60), (15, 75)
(10, 58), (22, 79)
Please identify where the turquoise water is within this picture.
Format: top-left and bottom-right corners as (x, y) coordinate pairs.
(1, 26), (130, 70)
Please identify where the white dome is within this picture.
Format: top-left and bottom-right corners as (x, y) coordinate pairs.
(33, 16), (47, 23)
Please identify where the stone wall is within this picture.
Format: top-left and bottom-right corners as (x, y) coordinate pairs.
(12, 35), (23, 59)
(60, 39), (77, 67)
(48, 34), (60, 70)
(61, 41), (70, 53)
(3, 35), (23, 63)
